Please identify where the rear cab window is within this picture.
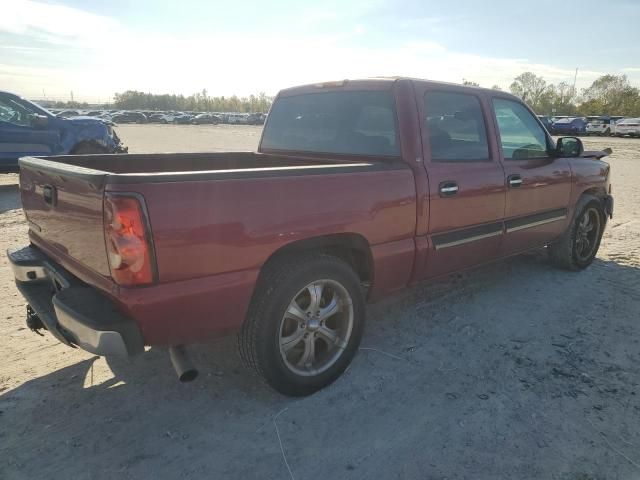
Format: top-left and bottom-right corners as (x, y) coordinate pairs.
(261, 90), (400, 157)
(423, 91), (490, 162)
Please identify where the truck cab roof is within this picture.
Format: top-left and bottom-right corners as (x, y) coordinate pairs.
(278, 77), (520, 101)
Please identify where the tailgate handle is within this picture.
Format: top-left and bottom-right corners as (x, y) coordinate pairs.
(43, 185), (57, 206)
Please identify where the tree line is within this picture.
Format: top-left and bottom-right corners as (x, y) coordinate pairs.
(43, 90), (274, 112)
(470, 73), (640, 117)
(112, 90), (273, 113)
(45, 73), (640, 117)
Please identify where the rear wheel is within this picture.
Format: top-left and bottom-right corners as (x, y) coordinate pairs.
(548, 196), (605, 270)
(238, 253), (365, 396)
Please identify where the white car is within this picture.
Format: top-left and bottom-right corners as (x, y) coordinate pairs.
(586, 118), (615, 136)
(615, 118), (640, 137)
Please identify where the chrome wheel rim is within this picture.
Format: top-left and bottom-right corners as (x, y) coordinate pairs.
(575, 207), (601, 261)
(278, 279), (354, 377)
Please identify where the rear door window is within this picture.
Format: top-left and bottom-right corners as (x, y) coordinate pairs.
(261, 91), (400, 156)
(424, 91), (489, 161)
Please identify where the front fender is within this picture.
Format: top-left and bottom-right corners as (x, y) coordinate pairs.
(59, 120), (123, 153)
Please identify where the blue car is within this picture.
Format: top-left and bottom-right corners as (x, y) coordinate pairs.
(536, 115), (553, 132)
(0, 90), (127, 171)
(550, 117), (587, 136)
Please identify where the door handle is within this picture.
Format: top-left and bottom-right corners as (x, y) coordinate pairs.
(508, 174), (523, 188)
(439, 181), (458, 197)
(42, 185), (57, 205)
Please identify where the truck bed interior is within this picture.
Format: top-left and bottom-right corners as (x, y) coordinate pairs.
(37, 152), (353, 174)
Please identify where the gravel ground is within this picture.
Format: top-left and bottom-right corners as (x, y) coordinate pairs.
(1, 127), (639, 480)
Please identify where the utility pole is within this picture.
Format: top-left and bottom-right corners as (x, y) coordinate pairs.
(572, 67), (578, 92)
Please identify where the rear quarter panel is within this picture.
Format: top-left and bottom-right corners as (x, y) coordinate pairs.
(107, 167), (417, 283)
(106, 166), (417, 344)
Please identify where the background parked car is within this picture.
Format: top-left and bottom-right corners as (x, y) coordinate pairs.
(110, 111), (148, 124)
(173, 113), (193, 124)
(57, 109), (80, 118)
(191, 113), (221, 125)
(551, 117), (587, 135)
(226, 113), (248, 124)
(147, 113), (168, 123)
(246, 113), (266, 125)
(0, 90), (126, 170)
(615, 118), (640, 137)
(586, 117), (615, 136)
(536, 115), (553, 132)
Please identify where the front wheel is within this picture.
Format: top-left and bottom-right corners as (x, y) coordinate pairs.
(548, 196), (605, 270)
(238, 254), (365, 396)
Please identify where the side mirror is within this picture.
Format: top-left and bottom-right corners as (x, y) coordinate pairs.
(31, 114), (49, 129)
(556, 136), (583, 158)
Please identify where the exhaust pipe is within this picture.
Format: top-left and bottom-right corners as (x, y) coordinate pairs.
(169, 345), (198, 382)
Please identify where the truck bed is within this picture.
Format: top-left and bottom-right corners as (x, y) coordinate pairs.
(18, 150), (416, 345)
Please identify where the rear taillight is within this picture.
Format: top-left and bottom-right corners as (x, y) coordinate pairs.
(104, 193), (156, 286)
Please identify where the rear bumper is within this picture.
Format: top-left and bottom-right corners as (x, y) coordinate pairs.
(7, 245), (143, 357)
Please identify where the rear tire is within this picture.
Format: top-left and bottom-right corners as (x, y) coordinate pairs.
(238, 253), (365, 396)
(548, 195), (605, 270)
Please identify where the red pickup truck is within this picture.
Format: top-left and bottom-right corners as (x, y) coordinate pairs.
(9, 78), (613, 396)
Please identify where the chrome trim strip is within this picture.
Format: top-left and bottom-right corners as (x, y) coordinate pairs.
(506, 215), (566, 233)
(440, 186), (459, 193)
(434, 230), (503, 250)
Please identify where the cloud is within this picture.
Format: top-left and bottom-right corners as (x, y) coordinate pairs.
(0, 0), (119, 46)
(622, 67), (640, 72)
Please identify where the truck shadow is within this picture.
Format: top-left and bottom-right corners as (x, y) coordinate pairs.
(2, 254), (639, 478)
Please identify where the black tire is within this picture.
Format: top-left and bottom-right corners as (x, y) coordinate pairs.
(238, 253), (365, 396)
(548, 195), (606, 270)
(71, 142), (108, 155)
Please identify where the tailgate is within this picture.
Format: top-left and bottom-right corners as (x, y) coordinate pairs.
(19, 156), (111, 277)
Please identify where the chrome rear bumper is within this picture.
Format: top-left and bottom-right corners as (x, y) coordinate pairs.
(8, 245), (143, 357)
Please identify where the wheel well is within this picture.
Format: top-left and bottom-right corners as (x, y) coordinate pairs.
(262, 234), (374, 285)
(70, 140), (107, 154)
(580, 186), (607, 201)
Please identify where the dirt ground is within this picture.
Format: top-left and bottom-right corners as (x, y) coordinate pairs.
(1, 126), (639, 480)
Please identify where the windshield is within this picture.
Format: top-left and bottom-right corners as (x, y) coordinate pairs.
(261, 90), (400, 157)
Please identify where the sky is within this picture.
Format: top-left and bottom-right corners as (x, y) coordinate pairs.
(1, 0), (640, 103)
